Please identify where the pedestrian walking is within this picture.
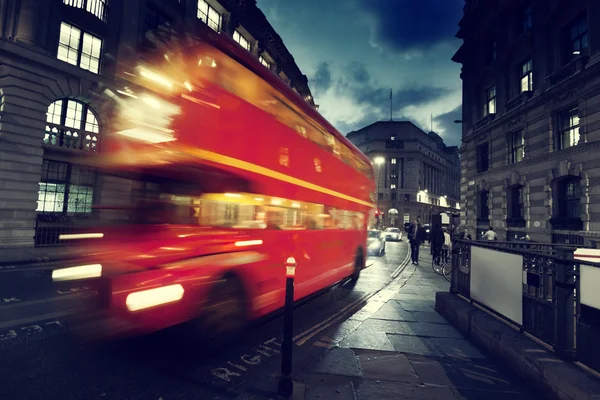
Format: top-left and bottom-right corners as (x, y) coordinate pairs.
(408, 220), (425, 265)
(482, 226), (498, 241)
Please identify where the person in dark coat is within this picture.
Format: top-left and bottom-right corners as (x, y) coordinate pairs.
(408, 220), (425, 265)
(430, 224), (445, 265)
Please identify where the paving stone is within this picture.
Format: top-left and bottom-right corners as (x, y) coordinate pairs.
(409, 311), (449, 324)
(410, 357), (527, 393)
(400, 322), (463, 339)
(305, 374), (357, 400)
(393, 293), (429, 301)
(357, 352), (420, 383)
(309, 348), (361, 377)
(370, 301), (417, 322)
(356, 380), (458, 400)
(386, 334), (445, 357)
(431, 338), (485, 360)
(324, 319), (363, 343)
(397, 300), (435, 312)
(356, 318), (407, 334)
(340, 330), (395, 352)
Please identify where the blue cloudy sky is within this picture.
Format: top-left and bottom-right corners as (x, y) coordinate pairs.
(256, 0), (464, 146)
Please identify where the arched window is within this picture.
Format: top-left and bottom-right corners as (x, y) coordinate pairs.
(63, 0), (108, 23)
(44, 99), (100, 152)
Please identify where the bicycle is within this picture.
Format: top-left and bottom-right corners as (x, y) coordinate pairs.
(431, 247), (448, 275)
(442, 260), (452, 282)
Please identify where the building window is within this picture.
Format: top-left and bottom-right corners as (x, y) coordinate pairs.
(478, 190), (489, 222)
(57, 22), (102, 74)
(557, 106), (580, 150)
(233, 30), (251, 51)
(476, 142), (489, 172)
(567, 14), (588, 61)
(551, 177), (582, 231)
(391, 158), (397, 165)
(391, 193), (397, 201)
(484, 85), (496, 116)
(404, 194), (410, 202)
(197, 0), (221, 32)
(37, 160), (96, 214)
(143, 5), (171, 46)
(390, 135), (396, 140)
(509, 131), (525, 163)
(508, 185), (524, 221)
(519, 3), (532, 33)
(404, 213), (410, 224)
(391, 184), (397, 189)
(63, 0), (108, 23)
(44, 99), (100, 152)
(520, 59), (533, 93)
(259, 56), (271, 69)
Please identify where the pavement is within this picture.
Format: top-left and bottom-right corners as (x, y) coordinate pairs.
(293, 246), (544, 400)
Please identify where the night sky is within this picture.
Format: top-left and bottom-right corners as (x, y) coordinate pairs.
(256, 0), (464, 146)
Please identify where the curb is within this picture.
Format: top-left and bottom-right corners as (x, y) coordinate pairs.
(435, 292), (600, 400)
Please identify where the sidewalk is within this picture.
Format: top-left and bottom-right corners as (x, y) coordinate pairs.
(296, 249), (542, 400)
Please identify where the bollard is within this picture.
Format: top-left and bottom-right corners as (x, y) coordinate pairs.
(277, 256), (296, 399)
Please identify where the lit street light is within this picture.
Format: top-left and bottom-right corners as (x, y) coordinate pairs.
(373, 157), (384, 228)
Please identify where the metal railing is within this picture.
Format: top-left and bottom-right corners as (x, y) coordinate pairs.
(450, 237), (600, 372)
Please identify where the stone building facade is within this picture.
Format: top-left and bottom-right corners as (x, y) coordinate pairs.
(0, 0), (315, 258)
(346, 121), (461, 229)
(454, 0), (600, 244)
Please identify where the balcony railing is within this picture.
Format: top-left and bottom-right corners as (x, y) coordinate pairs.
(546, 56), (588, 88)
(474, 113), (496, 131)
(450, 238), (600, 371)
(505, 91), (532, 112)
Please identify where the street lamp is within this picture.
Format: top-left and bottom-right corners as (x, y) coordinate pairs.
(373, 157), (385, 228)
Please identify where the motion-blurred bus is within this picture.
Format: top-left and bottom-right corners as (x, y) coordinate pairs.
(54, 28), (375, 338)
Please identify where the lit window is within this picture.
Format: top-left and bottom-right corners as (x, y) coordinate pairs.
(509, 131), (525, 163)
(37, 160), (96, 214)
(484, 85), (496, 116)
(557, 106), (580, 150)
(63, 0), (108, 23)
(57, 22), (102, 74)
(391, 158), (397, 165)
(567, 14), (588, 61)
(390, 135), (396, 140)
(259, 56), (271, 69)
(233, 30), (251, 51)
(390, 184), (397, 189)
(44, 99), (100, 152)
(197, 0), (221, 32)
(520, 59), (533, 93)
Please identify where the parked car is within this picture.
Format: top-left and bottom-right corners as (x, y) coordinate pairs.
(383, 227), (402, 242)
(367, 229), (386, 256)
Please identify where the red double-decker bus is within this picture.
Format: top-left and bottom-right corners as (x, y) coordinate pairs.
(55, 30), (375, 338)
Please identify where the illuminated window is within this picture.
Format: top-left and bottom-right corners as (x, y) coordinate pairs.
(509, 131), (525, 163)
(37, 160), (96, 214)
(63, 0), (108, 23)
(197, 0), (221, 32)
(557, 106), (580, 150)
(259, 56), (271, 69)
(391, 158), (397, 165)
(520, 59), (533, 93)
(57, 22), (102, 74)
(484, 85), (496, 116)
(44, 99), (100, 152)
(233, 30), (251, 51)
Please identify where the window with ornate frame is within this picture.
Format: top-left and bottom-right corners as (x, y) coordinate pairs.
(63, 0), (108, 23)
(44, 99), (100, 152)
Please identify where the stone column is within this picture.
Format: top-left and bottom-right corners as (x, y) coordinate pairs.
(14, 0), (38, 45)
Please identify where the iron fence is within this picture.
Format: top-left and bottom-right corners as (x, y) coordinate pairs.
(450, 237), (600, 372)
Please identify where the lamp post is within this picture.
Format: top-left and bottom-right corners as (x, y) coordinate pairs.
(374, 156), (385, 229)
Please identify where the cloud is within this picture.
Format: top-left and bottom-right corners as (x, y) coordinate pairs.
(310, 62), (333, 94)
(433, 105), (462, 146)
(337, 62), (449, 112)
(357, 0), (463, 52)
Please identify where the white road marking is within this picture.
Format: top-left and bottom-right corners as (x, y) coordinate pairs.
(211, 337), (282, 382)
